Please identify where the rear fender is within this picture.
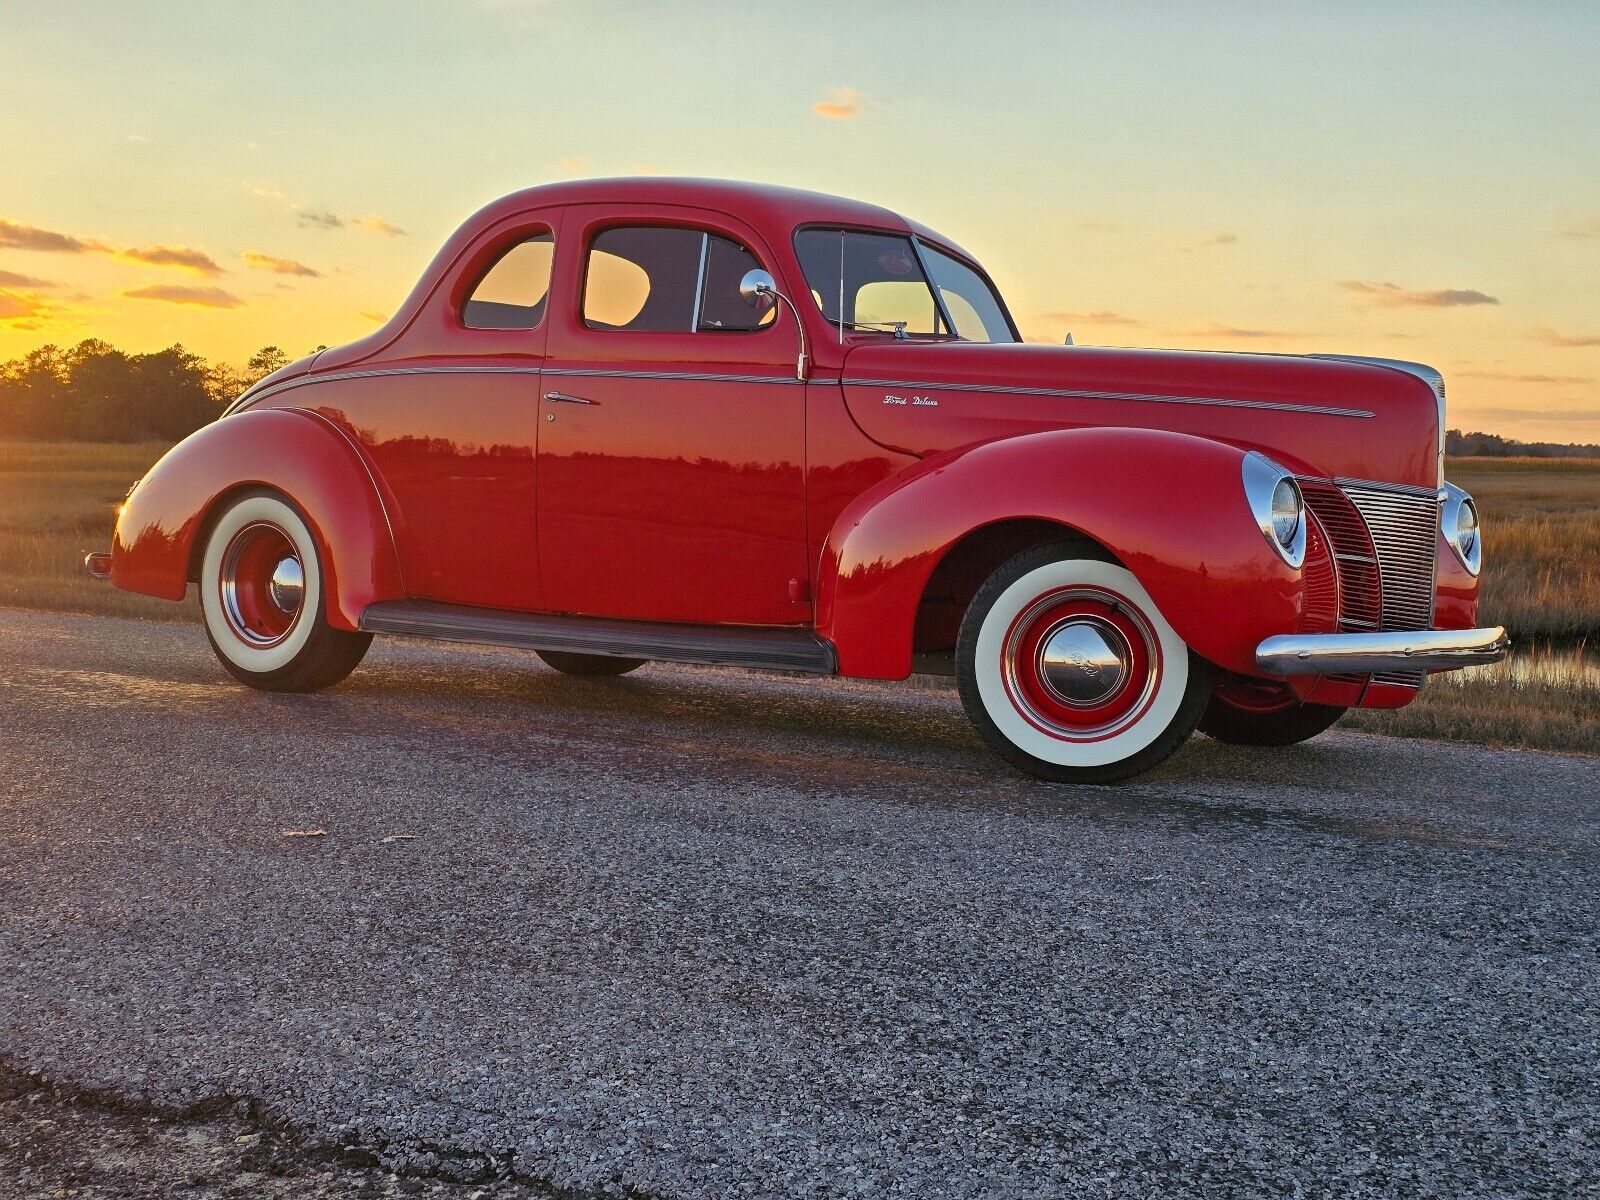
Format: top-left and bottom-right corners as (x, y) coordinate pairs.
(817, 427), (1304, 678)
(111, 408), (404, 630)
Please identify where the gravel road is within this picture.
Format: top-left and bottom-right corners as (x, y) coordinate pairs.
(1, 606), (1597, 1198)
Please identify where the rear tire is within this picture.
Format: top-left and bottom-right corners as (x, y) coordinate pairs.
(956, 542), (1210, 784)
(1199, 689), (1346, 746)
(536, 650), (646, 677)
(199, 490), (372, 693)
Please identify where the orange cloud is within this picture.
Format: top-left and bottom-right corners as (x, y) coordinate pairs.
(354, 216), (407, 237)
(1339, 280), (1498, 308)
(123, 284), (243, 308)
(0, 217), (109, 254)
(0, 270), (56, 288)
(117, 244), (223, 275)
(1040, 310), (1141, 326)
(1537, 328), (1600, 348)
(0, 287), (70, 330)
(813, 86), (863, 120)
(359, 309), (387, 324)
(243, 251), (322, 277)
(1559, 217), (1600, 239)
(560, 155), (591, 173)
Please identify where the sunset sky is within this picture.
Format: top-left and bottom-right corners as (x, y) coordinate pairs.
(3, 0), (1598, 439)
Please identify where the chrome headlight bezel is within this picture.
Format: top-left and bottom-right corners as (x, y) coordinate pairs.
(1440, 481), (1482, 576)
(1241, 451), (1307, 569)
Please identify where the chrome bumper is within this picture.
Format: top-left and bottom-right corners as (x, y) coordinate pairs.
(1255, 627), (1510, 676)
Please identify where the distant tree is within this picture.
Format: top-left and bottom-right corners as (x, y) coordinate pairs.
(244, 345), (291, 386)
(62, 340), (140, 441)
(0, 345), (69, 439)
(132, 344), (219, 441)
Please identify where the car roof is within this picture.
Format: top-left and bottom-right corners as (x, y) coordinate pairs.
(474, 176), (913, 235)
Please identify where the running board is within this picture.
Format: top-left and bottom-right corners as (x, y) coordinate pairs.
(359, 601), (838, 674)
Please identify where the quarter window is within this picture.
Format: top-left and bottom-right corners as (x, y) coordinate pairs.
(583, 226), (774, 333)
(461, 233), (554, 330)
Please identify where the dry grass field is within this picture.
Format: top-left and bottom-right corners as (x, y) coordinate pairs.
(0, 442), (178, 621)
(1447, 457), (1600, 643)
(1, 441), (1595, 755)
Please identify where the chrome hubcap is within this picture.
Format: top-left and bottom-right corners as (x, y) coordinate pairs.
(268, 556), (305, 614)
(1037, 618), (1131, 706)
(217, 521), (303, 648)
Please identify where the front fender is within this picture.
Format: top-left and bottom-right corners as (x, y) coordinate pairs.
(112, 408), (404, 630)
(817, 427), (1305, 678)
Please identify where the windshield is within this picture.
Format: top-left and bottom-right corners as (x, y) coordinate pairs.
(793, 227), (1017, 343)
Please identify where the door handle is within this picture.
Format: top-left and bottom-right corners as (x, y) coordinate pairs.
(544, 390), (597, 405)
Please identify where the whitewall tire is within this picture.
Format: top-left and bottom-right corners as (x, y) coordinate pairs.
(956, 542), (1210, 783)
(199, 490), (372, 692)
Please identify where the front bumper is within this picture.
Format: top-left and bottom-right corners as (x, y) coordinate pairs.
(1255, 626), (1510, 676)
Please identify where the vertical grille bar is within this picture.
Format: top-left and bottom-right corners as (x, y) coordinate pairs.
(1339, 482), (1441, 688)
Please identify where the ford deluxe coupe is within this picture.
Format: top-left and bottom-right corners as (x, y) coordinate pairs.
(95, 178), (1509, 782)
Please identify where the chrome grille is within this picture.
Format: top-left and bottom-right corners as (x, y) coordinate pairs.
(1339, 481), (1441, 688)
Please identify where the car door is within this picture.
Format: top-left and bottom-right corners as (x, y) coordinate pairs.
(537, 206), (810, 626)
(313, 216), (555, 611)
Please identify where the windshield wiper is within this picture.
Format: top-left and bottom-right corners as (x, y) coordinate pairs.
(827, 319), (962, 340)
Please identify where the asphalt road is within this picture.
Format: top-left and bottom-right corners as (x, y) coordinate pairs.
(1, 606), (1597, 1198)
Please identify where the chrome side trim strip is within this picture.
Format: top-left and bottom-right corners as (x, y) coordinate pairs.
(1256, 626), (1509, 676)
(291, 407), (407, 596)
(543, 366), (800, 386)
(840, 377), (1374, 419)
(230, 363), (802, 413)
(232, 365), (544, 411)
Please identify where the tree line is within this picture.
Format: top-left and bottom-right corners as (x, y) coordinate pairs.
(0, 339), (302, 443)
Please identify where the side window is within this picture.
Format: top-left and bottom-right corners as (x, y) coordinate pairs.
(697, 235), (776, 331)
(461, 233), (554, 330)
(583, 227), (703, 331)
(583, 226), (775, 333)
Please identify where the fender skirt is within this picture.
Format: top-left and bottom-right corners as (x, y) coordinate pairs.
(111, 408), (404, 631)
(817, 427), (1305, 679)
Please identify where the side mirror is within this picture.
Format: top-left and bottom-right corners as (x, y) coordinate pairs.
(739, 269), (779, 312)
(736, 268), (808, 382)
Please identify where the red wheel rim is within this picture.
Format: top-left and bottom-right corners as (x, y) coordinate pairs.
(217, 521), (304, 648)
(1000, 586), (1162, 742)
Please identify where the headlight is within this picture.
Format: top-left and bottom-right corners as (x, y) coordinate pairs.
(1441, 481), (1482, 575)
(1242, 451), (1307, 569)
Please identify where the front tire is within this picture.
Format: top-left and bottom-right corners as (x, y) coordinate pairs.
(956, 543), (1210, 784)
(199, 490), (372, 693)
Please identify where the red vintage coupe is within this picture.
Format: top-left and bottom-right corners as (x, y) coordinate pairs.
(94, 178), (1508, 782)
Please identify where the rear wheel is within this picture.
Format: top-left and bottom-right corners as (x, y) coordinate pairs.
(536, 650), (646, 677)
(956, 542), (1210, 784)
(1199, 679), (1345, 746)
(199, 490), (371, 693)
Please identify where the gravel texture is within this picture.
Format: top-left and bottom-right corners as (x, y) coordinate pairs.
(0, 606), (1597, 1198)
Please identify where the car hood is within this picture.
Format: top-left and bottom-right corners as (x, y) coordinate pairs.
(838, 342), (1443, 489)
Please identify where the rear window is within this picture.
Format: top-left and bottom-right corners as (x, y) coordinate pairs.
(461, 233), (554, 330)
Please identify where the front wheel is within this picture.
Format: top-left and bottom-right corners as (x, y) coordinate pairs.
(200, 490), (372, 693)
(956, 543), (1210, 784)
